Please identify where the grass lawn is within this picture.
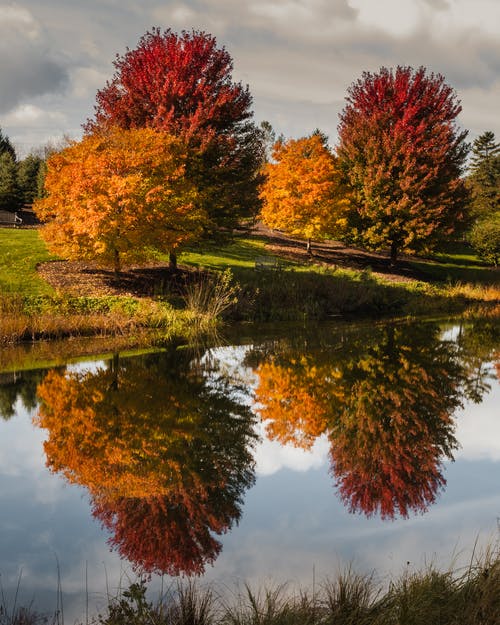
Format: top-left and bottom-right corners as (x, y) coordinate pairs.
(407, 242), (498, 286)
(179, 237), (277, 271)
(0, 229), (55, 295)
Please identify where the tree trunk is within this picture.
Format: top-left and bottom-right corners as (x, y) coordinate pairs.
(306, 238), (312, 256)
(390, 241), (398, 265)
(107, 353), (119, 391)
(169, 251), (177, 271)
(113, 249), (121, 276)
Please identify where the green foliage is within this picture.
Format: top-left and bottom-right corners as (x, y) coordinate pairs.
(469, 216), (500, 266)
(0, 127), (16, 161)
(17, 154), (44, 204)
(0, 152), (22, 212)
(468, 131), (500, 221)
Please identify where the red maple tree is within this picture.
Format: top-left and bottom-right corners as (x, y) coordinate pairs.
(92, 485), (238, 577)
(86, 28), (263, 245)
(337, 66), (469, 262)
(86, 28), (252, 141)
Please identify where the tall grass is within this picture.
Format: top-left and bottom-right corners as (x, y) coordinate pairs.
(183, 269), (240, 331)
(0, 294), (190, 346)
(4, 546), (496, 625)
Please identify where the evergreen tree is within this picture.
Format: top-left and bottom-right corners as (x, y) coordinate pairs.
(0, 127), (16, 161)
(36, 159), (48, 199)
(469, 131), (500, 172)
(17, 154), (43, 204)
(0, 152), (22, 211)
(468, 131), (500, 220)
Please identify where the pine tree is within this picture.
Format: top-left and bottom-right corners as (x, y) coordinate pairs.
(0, 127), (16, 161)
(469, 131), (500, 172)
(468, 131), (500, 220)
(17, 154), (44, 204)
(0, 152), (22, 211)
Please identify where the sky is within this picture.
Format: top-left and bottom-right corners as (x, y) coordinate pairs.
(1, 0), (500, 157)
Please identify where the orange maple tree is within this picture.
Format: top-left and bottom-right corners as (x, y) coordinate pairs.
(259, 133), (349, 254)
(34, 127), (205, 273)
(255, 356), (342, 449)
(34, 350), (256, 575)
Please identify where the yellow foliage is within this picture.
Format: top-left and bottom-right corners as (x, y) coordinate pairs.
(34, 127), (206, 272)
(259, 134), (350, 244)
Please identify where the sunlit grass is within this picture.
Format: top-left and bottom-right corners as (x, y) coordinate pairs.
(178, 237), (273, 271)
(0, 229), (55, 295)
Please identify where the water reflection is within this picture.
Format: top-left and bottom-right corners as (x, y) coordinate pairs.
(30, 315), (499, 576)
(0, 367), (63, 420)
(252, 318), (498, 519)
(34, 350), (257, 576)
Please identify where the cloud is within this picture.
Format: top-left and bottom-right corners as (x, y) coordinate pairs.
(1, 1), (500, 151)
(0, 5), (68, 113)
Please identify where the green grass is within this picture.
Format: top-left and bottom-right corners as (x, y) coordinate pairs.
(407, 241), (499, 286)
(178, 238), (276, 271)
(0, 229), (55, 295)
(0, 230), (498, 348)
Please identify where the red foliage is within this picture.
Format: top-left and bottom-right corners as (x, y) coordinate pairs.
(86, 28), (252, 144)
(93, 483), (239, 577)
(330, 432), (447, 520)
(337, 66), (469, 261)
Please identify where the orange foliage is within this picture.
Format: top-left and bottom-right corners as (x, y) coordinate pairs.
(35, 367), (200, 499)
(34, 128), (205, 272)
(255, 357), (342, 448)
(254, 323), (462, 519)
(34, 351), (256, 575)
(259, 134), (349, 248)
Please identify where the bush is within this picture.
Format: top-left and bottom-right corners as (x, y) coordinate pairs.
(469, 218), (500, 267)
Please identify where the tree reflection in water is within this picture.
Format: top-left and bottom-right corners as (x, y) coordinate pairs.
(35, 349), (257, 576)
(254, 317), (498, 519)
(32, 315), (498, 573)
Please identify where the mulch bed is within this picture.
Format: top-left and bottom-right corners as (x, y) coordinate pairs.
(37, 260), (199, 298)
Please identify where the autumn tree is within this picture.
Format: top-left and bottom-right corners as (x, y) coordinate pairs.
(260, 133), (349, 254)
(86, 28), (264, 257)
(92, 491), (234, 577)
(329, 323), (462, 519)
(337, 66), (469, 263)
(255, 356), (341, 448)
(34, 127), (204, 274)
(34, 349), (256, 575)
(254, 321), (471, 519)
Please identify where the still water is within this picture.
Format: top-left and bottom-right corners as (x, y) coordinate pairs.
(0, 315), (499, 620)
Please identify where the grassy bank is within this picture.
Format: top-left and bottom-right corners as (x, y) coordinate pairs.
(0, 229), (499, 348)
(177, 238), (499, 321)
(2, 548), (499, 625)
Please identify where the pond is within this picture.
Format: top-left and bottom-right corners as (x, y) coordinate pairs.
(0, 314), (499, 621)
